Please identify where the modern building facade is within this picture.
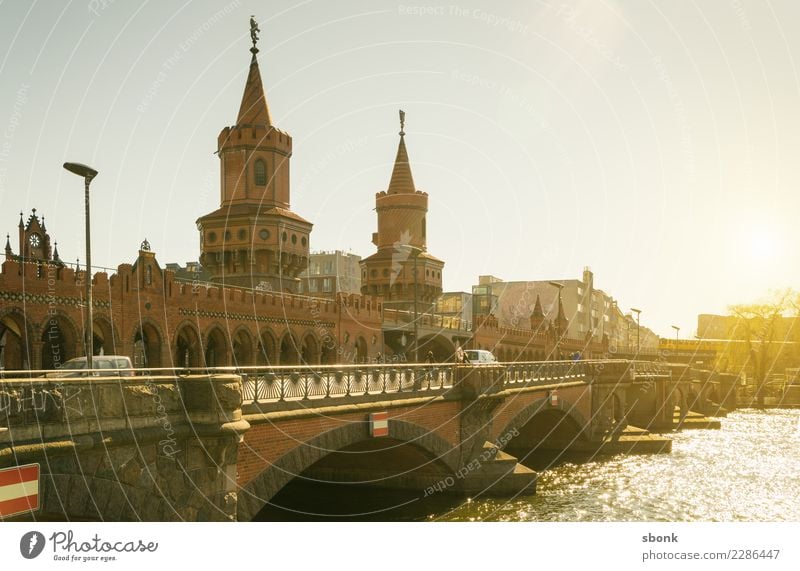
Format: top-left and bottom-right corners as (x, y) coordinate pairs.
(298, 250), (361, 296)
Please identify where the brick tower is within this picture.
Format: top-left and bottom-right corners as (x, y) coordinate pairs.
(196, 19), (311, 292)
(360, 111), (444, 312)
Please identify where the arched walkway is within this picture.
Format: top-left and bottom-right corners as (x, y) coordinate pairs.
(257, 329), (277, 365)
(232, 327), (254, 366)
(204, 326), (229, 367)
(92, 315), (117, 356)
(173, 322), (201, 368)
(417, 334), (455, 363)
(300, 333), (319, 365)
(0, 310), (32, 370)
(354, 336), (368, 363)
(279, 333), (300, 365)
(133, 322), (163, 368)
(40, 314), (79, 369)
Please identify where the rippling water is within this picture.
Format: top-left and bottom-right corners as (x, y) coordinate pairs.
(257, 409), (800, 522)
(434, 409), (800, 522)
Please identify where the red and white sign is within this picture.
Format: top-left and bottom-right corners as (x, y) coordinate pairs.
(369, 412), (389, 437)
(0, 463), (40, 518)
(549, 392), (559, 407)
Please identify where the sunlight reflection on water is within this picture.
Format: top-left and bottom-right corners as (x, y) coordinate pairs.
(434, 409), (800, 522)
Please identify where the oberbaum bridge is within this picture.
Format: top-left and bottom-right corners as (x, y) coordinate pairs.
(0, 22), (738, 521)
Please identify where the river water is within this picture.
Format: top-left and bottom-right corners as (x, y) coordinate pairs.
(257, 409), (800, 522)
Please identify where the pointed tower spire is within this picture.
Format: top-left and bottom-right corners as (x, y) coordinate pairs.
(53, 241), (60, 261)
(387, 110), (416, 194)
(18, 212), (24, 228)
(530, 294), (546, 331)
(5, 233), (12, 258)
(237, 15), (271, 126)
(556, 291), (568, 331)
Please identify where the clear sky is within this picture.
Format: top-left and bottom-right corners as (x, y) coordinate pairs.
(1, 0), (798, 338)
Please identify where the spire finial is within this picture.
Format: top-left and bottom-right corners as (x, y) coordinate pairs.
(399, 109), (405, 137)
(250, 15), (260, 55)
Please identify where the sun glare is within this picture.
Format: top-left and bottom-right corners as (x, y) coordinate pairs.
(744, 228), (780, 263)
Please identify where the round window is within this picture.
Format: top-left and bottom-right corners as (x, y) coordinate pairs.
(291, 234), (297, 245)
(301, 236), (307, 247)
(281, 232), (287, 242)
(259, 229), (270, 240)
(224, 230), (231, 241)
(208, 231), (217, 243)
(382, 268), (389, 277)
(238, 229), (246, 240)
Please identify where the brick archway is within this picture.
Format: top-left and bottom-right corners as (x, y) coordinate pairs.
(39, 312), (80, 369)
(237, 419), (458, 521)
(172, 321), (201, 368)
(496, 394), (592, 450)
(0, 309), (33, 370)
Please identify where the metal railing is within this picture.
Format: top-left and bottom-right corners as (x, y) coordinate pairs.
(0, 359), (671, 404)
(236, 363), (453, 403)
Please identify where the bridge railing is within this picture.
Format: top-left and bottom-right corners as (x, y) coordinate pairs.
(237, 364), (454, 403)
(0, 359), (670, 407)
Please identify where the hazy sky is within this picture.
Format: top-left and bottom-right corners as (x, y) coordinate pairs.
(1, 0), (798, 337)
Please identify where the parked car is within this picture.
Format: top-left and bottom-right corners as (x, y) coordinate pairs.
(46, 355), (135, 378)
(463, 349), (498, 364)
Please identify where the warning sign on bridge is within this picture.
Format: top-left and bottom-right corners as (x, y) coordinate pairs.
(0, 463), (40, 518)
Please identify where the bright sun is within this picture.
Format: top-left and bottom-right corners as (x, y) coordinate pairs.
(744, 228), (780, 262)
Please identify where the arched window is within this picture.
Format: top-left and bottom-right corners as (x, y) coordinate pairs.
(254, 159), (267, 186)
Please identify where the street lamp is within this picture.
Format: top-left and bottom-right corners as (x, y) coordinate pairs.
(548, 281), (564, 359)
(403, 245), (423, 363)
(63, 161), (98, 369)
(630, 307), (642, 355)
(671, 325), (680, 343)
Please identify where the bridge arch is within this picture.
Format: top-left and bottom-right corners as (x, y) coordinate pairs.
(238, 419), (458, 521)
(496, 395), (591, 469)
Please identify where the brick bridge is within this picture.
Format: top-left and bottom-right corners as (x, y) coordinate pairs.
(0, 360), (737, 521)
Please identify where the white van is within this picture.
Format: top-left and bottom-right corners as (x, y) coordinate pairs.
(47, 355), (135, 377)
(464, 349), (497, 364)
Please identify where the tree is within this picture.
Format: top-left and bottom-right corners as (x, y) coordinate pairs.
(728, 289), (795, 406)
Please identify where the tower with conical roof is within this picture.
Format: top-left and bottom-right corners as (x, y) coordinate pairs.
(360, 111), (444, 311)
(196, 18), (312, 292)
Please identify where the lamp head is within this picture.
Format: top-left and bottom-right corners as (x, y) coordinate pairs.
(63, 162), (98, 181)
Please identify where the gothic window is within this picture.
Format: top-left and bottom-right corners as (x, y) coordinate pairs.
(254, 159), (267, 186)
(145, 265), (152, 285)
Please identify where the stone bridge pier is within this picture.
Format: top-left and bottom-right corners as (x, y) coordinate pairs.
(0, 374), (249, 521)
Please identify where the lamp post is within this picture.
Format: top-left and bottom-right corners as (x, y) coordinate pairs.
(671, 325), (680, 343)
(548, 281), (564, 359)
(404, 245), (423, 363)
(63, 162), (98, 369)
(630, 307), (642, 355)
